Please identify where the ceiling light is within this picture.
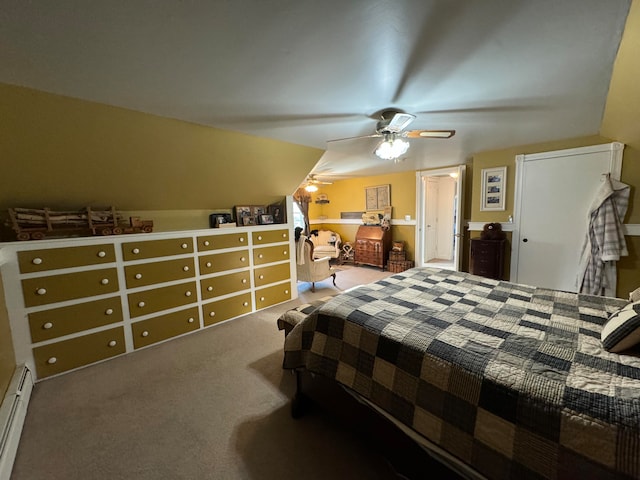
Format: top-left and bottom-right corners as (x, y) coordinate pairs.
(375, 134), (410, 160)
(449, 172), (459, 178)
(304, 184), (318, 192)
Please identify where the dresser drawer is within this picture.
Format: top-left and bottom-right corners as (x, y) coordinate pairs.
(202, 292), (252, 326)
(199, 250), (249, 274)
(122, 237), (193, 261)
(32, 326), (125, 379)
(124, 258), (195, 288)
(252, 229), (289, 245)
(197, 233), (248, 251)
(254, 263), (290, 287)
(18, 244), (116, 274)
(22, 268), (119, 307)
(127, 281), (197, 318)
(28, 296), (123, 343)
(255, 283), (291, 309)
(200, 271), (250, 300)
(131, 306), (200, 349)
(253, 245), (290, 266)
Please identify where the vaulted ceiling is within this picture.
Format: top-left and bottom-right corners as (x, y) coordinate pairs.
(0, 0), (632, 181)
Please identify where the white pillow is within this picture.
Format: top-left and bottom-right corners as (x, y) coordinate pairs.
(601, 301), (640, 353)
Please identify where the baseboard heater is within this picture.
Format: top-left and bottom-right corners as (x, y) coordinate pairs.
(0, 365), (33, 480)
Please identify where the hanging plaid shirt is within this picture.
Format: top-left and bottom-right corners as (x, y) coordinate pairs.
(577, 176), (630, 296)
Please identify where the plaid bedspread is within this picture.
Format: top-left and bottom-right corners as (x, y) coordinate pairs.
(282, 268), (640, 480)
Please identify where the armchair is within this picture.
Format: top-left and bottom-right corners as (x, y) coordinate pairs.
(296, 238), (336, 292)
(309, 229), (342, 260)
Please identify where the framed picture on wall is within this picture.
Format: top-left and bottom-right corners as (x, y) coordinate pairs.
(365, 184), (391, 210)
(480, 166), (506, 211)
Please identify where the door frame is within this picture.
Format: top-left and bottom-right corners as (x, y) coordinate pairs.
(510, 142), (624, 284)
(415, 165), (466, 270)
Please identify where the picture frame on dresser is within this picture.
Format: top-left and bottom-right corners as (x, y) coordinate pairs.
(234, 205), (252, 224)
(480, 166), (506, 211)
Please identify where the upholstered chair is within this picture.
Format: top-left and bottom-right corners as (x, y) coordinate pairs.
(295, 238), (336, 292)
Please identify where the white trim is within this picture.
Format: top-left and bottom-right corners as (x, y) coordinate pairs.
(624, 224), (640, 236)
(0, 365), (33, 480)
(310, 218), (416, 226)
(468, 222), (515, 232)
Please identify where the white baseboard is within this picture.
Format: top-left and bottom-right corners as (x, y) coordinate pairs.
(0, 365), (33, 480)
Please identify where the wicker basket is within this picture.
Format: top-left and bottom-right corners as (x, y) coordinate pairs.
(387, 260), (414, 273)
(389, 251), (407, 261)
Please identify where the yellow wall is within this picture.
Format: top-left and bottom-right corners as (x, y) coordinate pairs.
(308, 171), (418, 260)
(601, 0), (640, 297)
(0, 83), (322, 231)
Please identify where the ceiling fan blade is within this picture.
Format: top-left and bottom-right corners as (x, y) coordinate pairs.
(327, 133), (382, 143)
(386, 112), (415, 132)
(404, 129), (455, 139)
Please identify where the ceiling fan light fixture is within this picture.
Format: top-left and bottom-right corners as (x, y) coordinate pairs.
(304, 183), (318, 192)
(375, 135), (410, 160)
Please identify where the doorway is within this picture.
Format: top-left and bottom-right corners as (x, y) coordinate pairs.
(416, 166), (465, 271)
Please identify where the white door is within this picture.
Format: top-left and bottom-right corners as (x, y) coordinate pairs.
(424, 177), (438, 262)
(416, 165), (466, 270)
(512, 143), (623, 291)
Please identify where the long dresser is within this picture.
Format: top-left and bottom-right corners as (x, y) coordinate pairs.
(1, 225), (295, 381)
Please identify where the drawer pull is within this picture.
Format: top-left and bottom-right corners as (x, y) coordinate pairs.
(108, 340), (117, 347)
(101, 278), (109, 285)
(260, 296), (265, 302)
(242, 278), (247, 283)
(183, 266), (190, 272)
(282, 233), (287, 238)
(105, 308), (114, 315)
(181, 243), (188, 249)
(188, 317), (195, 323)
(203, 240), (210, 246)
(285, 290), (289, 294)
(258, 254), (263, 259)
(141, 331), (149, 338)
(47, 357), (57, 365)
(132, 248), (140, 254)
(32, 257), (43, 265)
(138, 301), (146, 308)
(239, 237), (245, 242)
(259, 275), (264, 280)
(135, 273), (143, 279)
(207, 286), (213, 292)
(185, 291), (192, 297)
(243, 302), (249, 307)
(43, 322), (53, 330)
(258, 235), (263, 241)
(206, 262), (212, 268)
(209, 311), (215, 317)
(283, 250), (287, 255)
(240, 257), (246, 262)
(97, 251), (106, 258)
(36, 288), (47, 295)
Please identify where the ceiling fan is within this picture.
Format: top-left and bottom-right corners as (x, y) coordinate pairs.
(328, 109), (455, 161)
(303, 174), (333, 192)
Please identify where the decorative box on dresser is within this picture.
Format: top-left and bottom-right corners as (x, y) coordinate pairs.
(354, 226), (391, 271)
(470, 238), (506, 280)
(1, 222), (296, 381)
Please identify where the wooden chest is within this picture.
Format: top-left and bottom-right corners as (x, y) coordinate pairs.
(354, 226), (391, 271)
(470, 238), (505, 280)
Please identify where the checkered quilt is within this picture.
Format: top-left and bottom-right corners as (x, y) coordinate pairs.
(282, 268), (640, 479)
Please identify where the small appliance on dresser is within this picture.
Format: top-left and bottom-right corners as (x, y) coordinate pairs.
(354, 225), (391, 271)
(470, 238), (506, 280)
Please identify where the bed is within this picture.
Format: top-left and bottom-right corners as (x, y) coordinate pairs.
(279, 267), (640, 480)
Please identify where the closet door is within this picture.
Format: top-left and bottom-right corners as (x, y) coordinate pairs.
(511, 143), (623, 292)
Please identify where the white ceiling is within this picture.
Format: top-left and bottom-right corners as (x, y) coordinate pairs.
(0, 0), (632, 182)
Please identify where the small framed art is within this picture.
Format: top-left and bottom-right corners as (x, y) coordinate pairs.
(480, 166), (506, 211)
(260, 214), (274, 224)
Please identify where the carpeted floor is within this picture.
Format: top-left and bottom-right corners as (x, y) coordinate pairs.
(11, 266), (401, 480)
